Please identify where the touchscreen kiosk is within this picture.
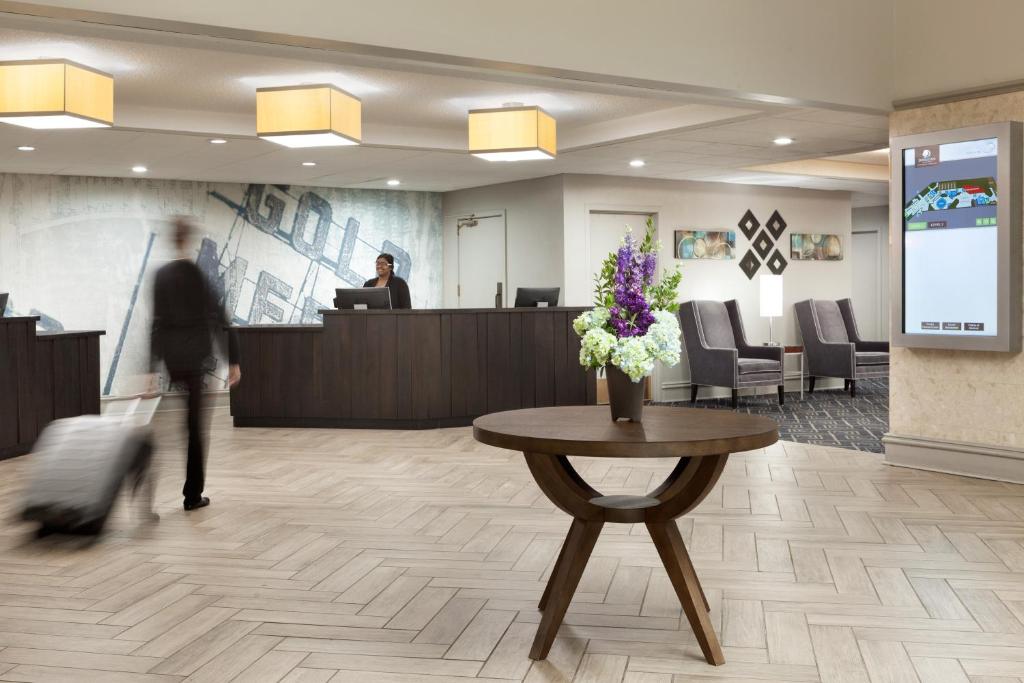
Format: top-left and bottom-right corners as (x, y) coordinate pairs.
(891, 122), (1021, 352)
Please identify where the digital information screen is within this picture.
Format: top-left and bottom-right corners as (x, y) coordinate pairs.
(903, 138), (998, 336)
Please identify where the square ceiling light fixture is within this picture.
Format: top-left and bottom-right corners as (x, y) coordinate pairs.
(0, 60), (113, 129)
(468, 106), (556, 161)
(256, 84), (361, 148)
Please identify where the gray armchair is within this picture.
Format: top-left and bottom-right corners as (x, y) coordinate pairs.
(679, 300), (785, 409)
(794, 298), (888, 397)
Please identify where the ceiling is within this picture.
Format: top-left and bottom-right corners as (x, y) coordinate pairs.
(0, 13), (890, 198)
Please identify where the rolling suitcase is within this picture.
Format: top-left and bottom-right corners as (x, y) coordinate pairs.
(21, 395), (160, 535)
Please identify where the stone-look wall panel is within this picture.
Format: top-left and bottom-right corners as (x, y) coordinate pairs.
(890, 92), (1024, 449)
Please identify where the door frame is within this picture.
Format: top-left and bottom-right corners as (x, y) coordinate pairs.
(448, 210), (508, 308)
(585, 207), (661, 282)
(852, 228), (884, 339)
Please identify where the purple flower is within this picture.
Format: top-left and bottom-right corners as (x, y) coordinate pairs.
(610, 234), (657, 338)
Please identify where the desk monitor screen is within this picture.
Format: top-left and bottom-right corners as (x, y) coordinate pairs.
(334, 287), (392, 310)
(0, 293), (7, 317)
(892, 121), (1021, 352)
(514, 287), (560, 308)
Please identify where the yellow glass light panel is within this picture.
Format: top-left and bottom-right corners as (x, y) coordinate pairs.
(468, 106), (556, 161)
(256, 85), (361, 148)
(0, 60), (113, 129)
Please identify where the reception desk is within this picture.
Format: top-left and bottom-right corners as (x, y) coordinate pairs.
(0, 317), (104, 459)
(230, 308), (596, 429)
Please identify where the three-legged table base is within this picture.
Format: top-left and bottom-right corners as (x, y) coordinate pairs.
(525, 452), (729, 665)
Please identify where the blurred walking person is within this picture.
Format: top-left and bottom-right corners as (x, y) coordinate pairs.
(149, 217), (240, 511)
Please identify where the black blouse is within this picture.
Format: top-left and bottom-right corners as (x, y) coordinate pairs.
(362, 274), (412, 309)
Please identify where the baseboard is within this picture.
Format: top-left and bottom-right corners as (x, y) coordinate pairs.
(883, 433), (1024, 484)
(102, 390), (231, 413)
(658, 377), (842, 403)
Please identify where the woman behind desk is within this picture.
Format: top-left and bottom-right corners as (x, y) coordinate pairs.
(363, 253), (411, 309)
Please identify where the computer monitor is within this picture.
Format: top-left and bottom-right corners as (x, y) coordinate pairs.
(334, 287), (392, 310)
(514, 287), (560, 308)
(0, 293), (8, 317)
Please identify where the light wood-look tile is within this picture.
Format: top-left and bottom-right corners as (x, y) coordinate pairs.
(0, 408), (1020, 681)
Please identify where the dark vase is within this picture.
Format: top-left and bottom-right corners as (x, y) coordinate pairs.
(605, 364), (645, 422)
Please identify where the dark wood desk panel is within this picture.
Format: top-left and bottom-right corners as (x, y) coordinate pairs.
(36, 331), (103, 425)
(0, 318), (38, 459)
(1, 322), (103, 460)
(230, 309), (596, 429)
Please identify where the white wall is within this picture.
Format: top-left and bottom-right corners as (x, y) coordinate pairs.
(442, 176), (564, 307)
(893, 0), (1024, 103)
(561, 174), (853, 400)
(21, 0), (894, 112)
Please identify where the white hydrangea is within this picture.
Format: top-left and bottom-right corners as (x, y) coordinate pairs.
(643, 310), (682, 367)
(579, 328), (616, 369)
(573, 305), (679, 382)
(610, 337), (655, 382)
(572, 308), (611, 336)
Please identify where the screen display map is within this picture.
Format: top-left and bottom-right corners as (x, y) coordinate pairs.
(903, 138), (998, 336)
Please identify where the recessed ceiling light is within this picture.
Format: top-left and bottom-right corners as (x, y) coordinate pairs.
(17, 145), (35, 152)
(387, 179), (400, 186)
(131, 165), (147, 173)
(773, 137), (794, 146)
(302, 161), (317, 167)
(629, 159), (645, 168)
(208, 138), (227, 144)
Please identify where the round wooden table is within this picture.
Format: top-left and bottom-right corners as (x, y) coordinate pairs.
(473, 405), (778, 665)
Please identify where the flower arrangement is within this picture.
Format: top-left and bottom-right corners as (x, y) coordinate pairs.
(573, 217), (682, 382)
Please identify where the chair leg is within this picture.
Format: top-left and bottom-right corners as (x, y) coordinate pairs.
(731, 389), (738, 409)
(808, 376), (816, 393)
(849, 379), (857, 398)
(777, 385), (785, 406)
(690, 384), (699, 405)
(844, 379), (850, 391)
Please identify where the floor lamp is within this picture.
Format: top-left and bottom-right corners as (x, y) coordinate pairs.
(760, 274), (783, 346)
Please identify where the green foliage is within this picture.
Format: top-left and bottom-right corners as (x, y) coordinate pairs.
(592, 215), (681, 312)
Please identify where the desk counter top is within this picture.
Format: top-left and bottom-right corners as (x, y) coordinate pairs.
(37, 330), (106, 338)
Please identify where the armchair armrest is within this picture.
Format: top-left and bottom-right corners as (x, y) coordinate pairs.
(735, 343), (783, 362)
(807, 341), (856, 377)
(855, 340), (889, 353)
(686, 346), (739, 389)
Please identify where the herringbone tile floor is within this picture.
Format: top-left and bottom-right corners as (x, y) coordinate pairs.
(0, 408), (1023, 682)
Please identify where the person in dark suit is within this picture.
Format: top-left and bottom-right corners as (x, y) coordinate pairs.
(149, 217), (240, 511)
(363, 253), (411, 309)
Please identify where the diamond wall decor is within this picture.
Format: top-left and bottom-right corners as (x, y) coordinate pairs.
(739, 249), (760, 279)
(767, 249), (788, 275)
(737, 209), (760, 240)
(766, 210), (787, 240)
(752, 229), (774, 260)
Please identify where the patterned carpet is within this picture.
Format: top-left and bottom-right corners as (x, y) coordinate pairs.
(659, 378), (889, 453)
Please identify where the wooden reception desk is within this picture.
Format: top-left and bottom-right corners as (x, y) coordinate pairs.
(230, 308), (597, 429)
(0, 317), (104, 459)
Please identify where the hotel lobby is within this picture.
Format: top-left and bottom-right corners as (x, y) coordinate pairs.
(0, 2), (1023, 681)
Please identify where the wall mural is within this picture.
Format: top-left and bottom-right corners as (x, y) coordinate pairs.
(0, 174), (443, 395)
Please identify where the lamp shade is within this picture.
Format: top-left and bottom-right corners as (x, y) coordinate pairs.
(0, 60), (113, 129)
(256, 84), (361, 148)
(468, 106), (556, 161)
(759, 274), (783, 317)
